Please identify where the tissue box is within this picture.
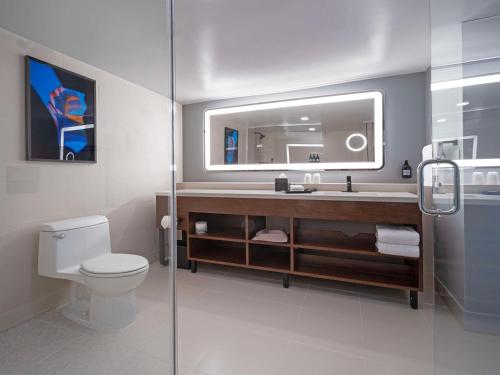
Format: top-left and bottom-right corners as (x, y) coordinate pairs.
(275, 178), (289, 192)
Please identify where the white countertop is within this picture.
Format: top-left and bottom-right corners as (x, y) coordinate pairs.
(157, 189), (418, 203)
(434, 193), (500, 206)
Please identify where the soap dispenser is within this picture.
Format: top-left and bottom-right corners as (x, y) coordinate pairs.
(402, 160), (412, 179)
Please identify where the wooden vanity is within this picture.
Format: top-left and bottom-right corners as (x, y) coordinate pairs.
(156, 189), (423, 308)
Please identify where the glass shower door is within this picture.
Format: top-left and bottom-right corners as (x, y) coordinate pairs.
(427, 0), (500, 373)
(0, 0), (177, 374)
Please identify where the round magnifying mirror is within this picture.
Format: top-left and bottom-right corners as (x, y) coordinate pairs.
(345, 133), (367, 152)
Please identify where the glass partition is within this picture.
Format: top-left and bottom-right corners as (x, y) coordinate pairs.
(430, 1), (500, 374)
(0, 1), (176, 374)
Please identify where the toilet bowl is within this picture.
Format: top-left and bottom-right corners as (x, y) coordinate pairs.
(38, 216), (149, 330)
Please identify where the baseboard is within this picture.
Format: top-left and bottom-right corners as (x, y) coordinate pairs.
(435, 276), (464, 324)
(0, 287), (69, 332)
(435, 276), (500, 335)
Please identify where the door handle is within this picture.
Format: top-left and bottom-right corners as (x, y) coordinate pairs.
(417, 159), (461, 216)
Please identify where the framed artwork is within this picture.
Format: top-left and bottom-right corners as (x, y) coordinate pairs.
(25, 56), (97, 162)
(224, 127), (239, 164)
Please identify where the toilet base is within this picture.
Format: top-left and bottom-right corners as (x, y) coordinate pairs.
(61, 299), (92, 328)
(61, 282), (137, 331)
(89, 290), (137, 331)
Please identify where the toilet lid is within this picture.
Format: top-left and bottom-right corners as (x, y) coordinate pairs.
(81, 254), (149, 275)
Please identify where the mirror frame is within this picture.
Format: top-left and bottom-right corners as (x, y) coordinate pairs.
(204, 91), (384, 171)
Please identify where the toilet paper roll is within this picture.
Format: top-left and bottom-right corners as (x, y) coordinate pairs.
(161, 215), (172, 229)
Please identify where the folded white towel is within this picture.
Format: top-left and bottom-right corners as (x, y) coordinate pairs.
(376, 225), (420, 246)
(252, 229), (288, 243)
(289, 184), (305, 192)
(376, 242), (419, 258)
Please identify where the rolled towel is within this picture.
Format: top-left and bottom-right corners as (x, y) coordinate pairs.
(376, 242), (419, 258)
(252, 229), (288, 243)
(376, 225), (420, 246)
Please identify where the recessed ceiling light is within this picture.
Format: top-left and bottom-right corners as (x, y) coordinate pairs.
(301, 116), (309, 121)
(437, 118), (448, 123)
(308, 127), (316, 132)
(456, 101), (470, 107)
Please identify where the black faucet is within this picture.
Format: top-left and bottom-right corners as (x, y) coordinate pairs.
(345, 175), (353, 192)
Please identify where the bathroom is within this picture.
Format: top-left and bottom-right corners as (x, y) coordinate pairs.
(0, 0), (499, 374)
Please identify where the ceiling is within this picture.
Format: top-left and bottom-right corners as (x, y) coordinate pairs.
(0, 0), (431, 104)
(175, 0), (431, 104)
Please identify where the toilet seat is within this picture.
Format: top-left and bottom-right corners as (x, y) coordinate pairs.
(80, 253), (149, 278)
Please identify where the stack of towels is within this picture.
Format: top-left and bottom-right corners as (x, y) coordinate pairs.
(375, 225), (420, 258)
(252, 229), (288, 243)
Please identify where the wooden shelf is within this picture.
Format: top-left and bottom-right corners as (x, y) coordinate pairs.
(294, 253), (418, 291)
(295, 228), (374, 250)
(248, 215), (291, 247)
(189, 212), (246, 242)
(190, 239), (246, 266)
(294, 228), (414, 259)
(248, 239), (290, 247)
(249, 245), (291, 271)
(189, 229), (246, 243)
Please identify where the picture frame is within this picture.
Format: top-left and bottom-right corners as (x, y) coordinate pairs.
(25, 56), (97, 162)
(224, 127), (239, 164)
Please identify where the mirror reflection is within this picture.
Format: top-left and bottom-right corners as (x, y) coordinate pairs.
(205, 91), (383, 171)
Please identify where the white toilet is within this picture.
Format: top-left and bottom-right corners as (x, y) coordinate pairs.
(38, 216), (149, 330)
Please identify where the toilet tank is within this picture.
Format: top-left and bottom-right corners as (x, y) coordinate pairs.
(38, 216), (111, 278)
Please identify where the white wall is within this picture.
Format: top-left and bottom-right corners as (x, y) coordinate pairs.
(0, 0), (169, 96)
(0, 28), (172, 331)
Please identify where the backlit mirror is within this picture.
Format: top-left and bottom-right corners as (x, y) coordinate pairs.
(204, 91), (384, 171)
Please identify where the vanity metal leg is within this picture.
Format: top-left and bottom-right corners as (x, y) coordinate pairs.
(191, 261), (198, 273)
(410, 291), (418, 309)
(159, 228), (168, 266)
(282, 274), (290, 289)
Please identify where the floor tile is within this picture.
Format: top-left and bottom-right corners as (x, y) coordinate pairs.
(0, 318), (83, 374)
(276, 341), (366, 375)
(239, 298), (300, 339)
(290, 287), (364, 355)
(195, 328), (289, 375)
(1, 261), (499, 375)
(24, 334), (133, 375)
(250, 279), (309, 307)
(359, 295), (434, 369)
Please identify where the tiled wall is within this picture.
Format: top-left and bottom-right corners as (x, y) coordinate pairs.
(0, 28), (172, 331)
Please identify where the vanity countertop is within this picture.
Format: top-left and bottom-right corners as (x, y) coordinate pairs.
(434, 193), (500, 206)
(157, 189), (418, 203)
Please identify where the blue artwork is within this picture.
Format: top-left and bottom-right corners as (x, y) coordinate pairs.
(224, 127), (239, 164)
(26, 56), (96, 162)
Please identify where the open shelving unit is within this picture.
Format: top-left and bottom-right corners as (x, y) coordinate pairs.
(183, 198), (423, 309)
(249, 243), (291, 271)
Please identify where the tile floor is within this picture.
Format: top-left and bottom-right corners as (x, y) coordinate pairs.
(1, 262), (499, 375)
